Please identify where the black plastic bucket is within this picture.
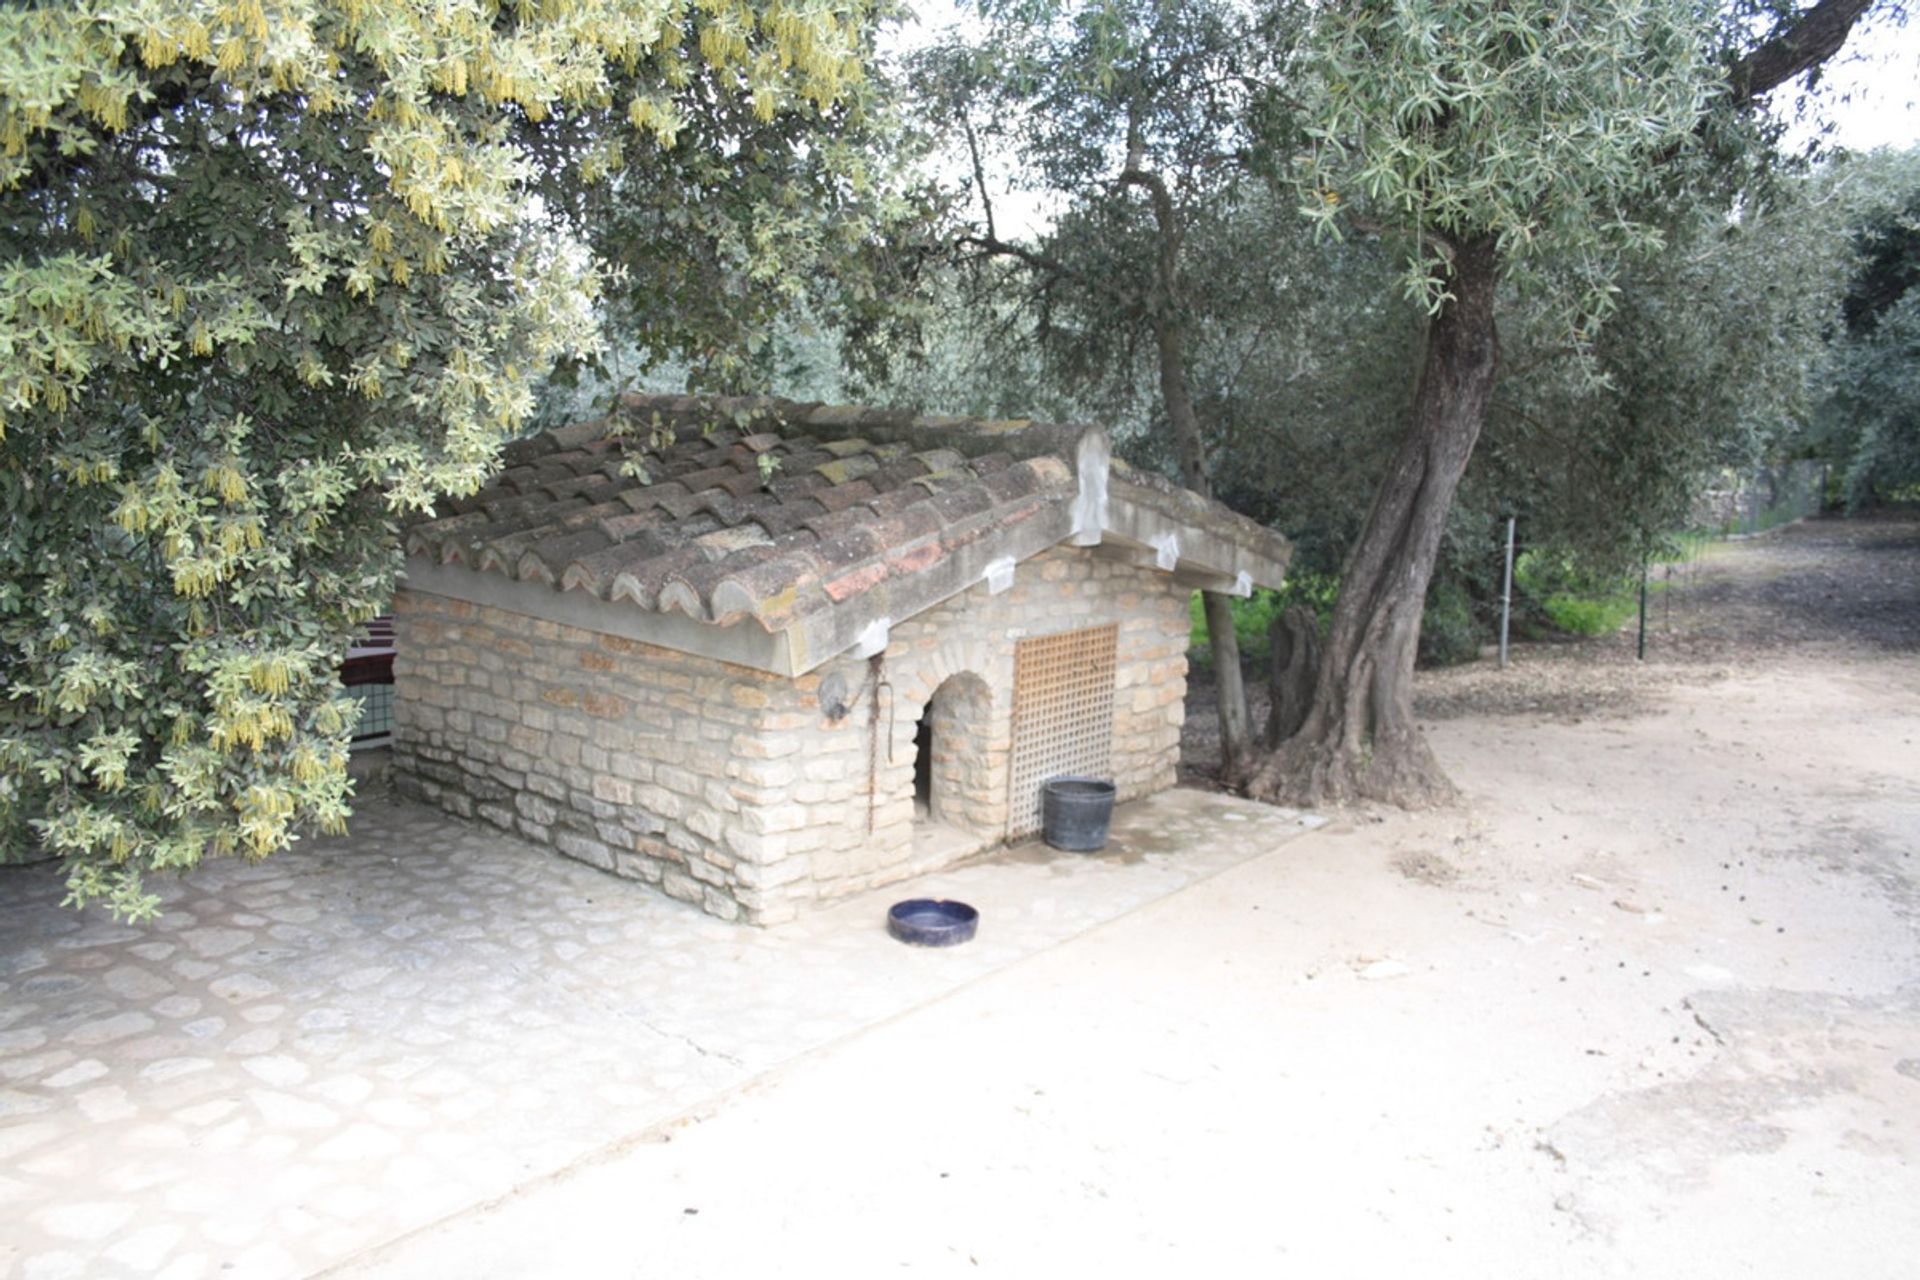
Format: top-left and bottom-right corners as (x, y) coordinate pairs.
(1042, 777), (1117, 852)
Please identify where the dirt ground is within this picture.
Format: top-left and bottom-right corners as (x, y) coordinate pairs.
(346, 513), (1920, 1278)
(1182, 511), (1920, 782)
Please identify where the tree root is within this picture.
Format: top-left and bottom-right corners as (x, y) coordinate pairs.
(1244, 728), (1458, 811)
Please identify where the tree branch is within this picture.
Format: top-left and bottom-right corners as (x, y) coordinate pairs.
(961, 113), (998, 245)
(953, 233), (1130, 306)
(1116, 109), (1183, 303)
(1726, 0), (1877, 104)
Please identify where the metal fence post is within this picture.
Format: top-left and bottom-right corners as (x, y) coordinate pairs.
(1636, 558), (1649, 660)
(1499, 516), (1515, 669)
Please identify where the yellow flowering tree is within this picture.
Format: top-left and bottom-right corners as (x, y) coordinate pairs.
(0, 0), (883, 917)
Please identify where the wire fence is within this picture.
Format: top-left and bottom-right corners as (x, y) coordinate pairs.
(1693, 460), (1827, 537)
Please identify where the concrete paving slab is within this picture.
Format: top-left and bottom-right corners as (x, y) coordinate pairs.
(0, 788), (1319, 1279)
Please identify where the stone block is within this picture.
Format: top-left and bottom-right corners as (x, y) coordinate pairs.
(622, 807), (667, 835)
(655, 764), (700, 797)
(525, 772), (568, 802)
(614, 851), (664, 884)
(743, 802), (808, 835)
(582, 692), (627, 719)
(514, 793), (558, 825)
(733, 759), (794, 790)
(686, 808), (723, 841)
(635, 785), (685, 821)
(699, 779), (741, 815)
(591, 776), (634, 806)
(733, 854), (810, 889)
(464, 774), (510, 803)
(506, 726), (548, 756)
(799, 754), (846, 783)
(724, 827), (788, 862)
(610, 752), (653, 783)
(555, 831), (615, 872)
(476, 802), (514, 830)
(685, 856), (727, 887)
(733, 733), (800, 760)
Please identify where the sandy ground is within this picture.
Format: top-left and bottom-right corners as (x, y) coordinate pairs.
(342, 515), (1920, 1278)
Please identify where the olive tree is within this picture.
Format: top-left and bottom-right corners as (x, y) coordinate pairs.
(905, 0), (1307, 777)
(1810, 147), (1920, 509)
(1246, 0), (1881, 806)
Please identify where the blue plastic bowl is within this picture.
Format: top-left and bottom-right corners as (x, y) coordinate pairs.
(887, 899), (979, 947)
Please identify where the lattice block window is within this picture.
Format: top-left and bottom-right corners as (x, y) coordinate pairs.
(1006, 624), (1118, 838)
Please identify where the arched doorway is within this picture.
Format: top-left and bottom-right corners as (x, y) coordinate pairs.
(911, 672), (992, 838)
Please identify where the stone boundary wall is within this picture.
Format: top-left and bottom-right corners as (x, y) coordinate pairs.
(392, 545), (1190, 923)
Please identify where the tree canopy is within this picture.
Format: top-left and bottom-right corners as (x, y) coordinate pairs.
(1811, 147), (1920, 508)
(0, 0), (889, 917)
(884, 0), (1884, 804)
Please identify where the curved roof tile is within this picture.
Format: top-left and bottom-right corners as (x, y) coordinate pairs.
(402, 393), (1293, 674)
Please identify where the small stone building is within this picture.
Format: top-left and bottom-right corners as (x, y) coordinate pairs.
(393, 395), (1292, 923)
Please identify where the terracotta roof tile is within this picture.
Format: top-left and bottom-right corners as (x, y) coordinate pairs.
(810, 479), (878, 513)
(755, 499), (826, 538)
(597, 508), (671, 541)
(864, 487), (926, 518)
(607, 544), (713, 610)
(926, 484), (996, 525)
(812, 454), (880, 486)
(405, 393), (1291, 660)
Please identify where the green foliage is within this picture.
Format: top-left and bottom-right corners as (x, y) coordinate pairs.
(1297, 0), (1712, 331)
(1808, 148), (1920, 510)
(888, 0), (1304, 435)
(0, 0), (884, 916)
(1513, 550), (1642, 636)
(1538, 592), (1640, 637)
(1465, 177), (1853, 578)
(1416, 578), (1482, 667)
(1186, 572), (1340, 664)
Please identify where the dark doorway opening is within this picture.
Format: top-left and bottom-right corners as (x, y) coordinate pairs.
(914, 705), (934, 816)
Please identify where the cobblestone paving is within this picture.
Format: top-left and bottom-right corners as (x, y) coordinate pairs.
(0, 788), (1320, 1279)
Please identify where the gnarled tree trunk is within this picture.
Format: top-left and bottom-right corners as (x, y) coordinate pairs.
(1246, 236), (1502, 808)
(1266, 602), (1320, 747)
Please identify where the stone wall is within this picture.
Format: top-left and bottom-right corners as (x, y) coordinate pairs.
(392, 544), (1190, 923)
